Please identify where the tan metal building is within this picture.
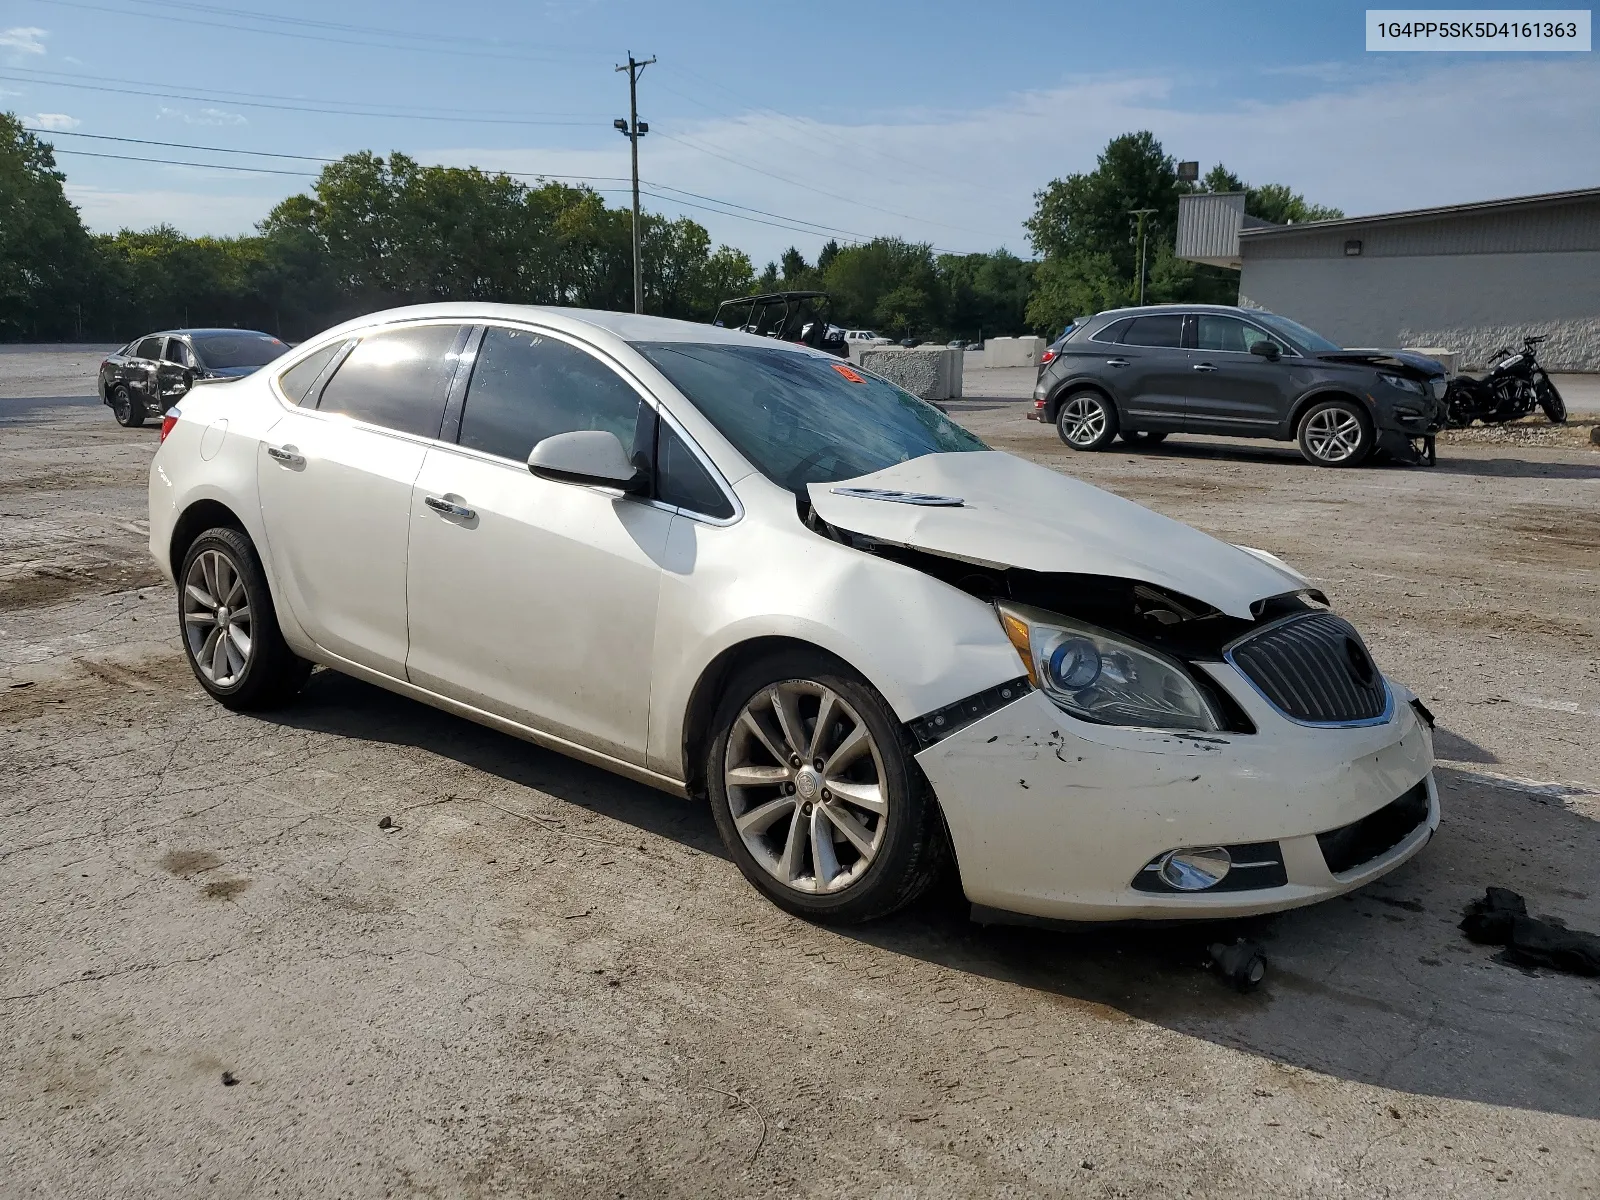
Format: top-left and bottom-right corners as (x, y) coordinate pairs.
(1176, 188), (1600, 370)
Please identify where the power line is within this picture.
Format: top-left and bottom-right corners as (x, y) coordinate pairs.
(0, 71), (604, 126)
(654, 130), (982, 248)
(30, 127), (883, 242)
(32, 0), (606, 65)
(51, 148), (319, 176)
(28, 128), (636, 185)
(42, 0), (605, 54)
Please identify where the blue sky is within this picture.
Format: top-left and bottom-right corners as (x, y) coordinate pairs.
(3, 0), (1597, 263)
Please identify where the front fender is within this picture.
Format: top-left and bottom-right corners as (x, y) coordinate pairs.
(645, 483), (1022, 778)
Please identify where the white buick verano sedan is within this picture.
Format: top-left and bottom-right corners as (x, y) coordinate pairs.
(149, 304), (1438, 924)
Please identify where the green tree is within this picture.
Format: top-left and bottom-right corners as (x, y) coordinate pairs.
(0, 113), (97, 339)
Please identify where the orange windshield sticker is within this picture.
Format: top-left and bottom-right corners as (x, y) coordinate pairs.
(832, 363), (864, 383)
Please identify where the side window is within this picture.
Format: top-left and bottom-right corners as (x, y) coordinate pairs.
(163, 339), (194, 367)
(134, 336), (164, 360)
(1195, 315), (1286, 355)
(317, 324), (466, 438)
(656, 422), (733, 519)
(1120, 315), (1185, 348)
(1090, 318), (1133, 344)
(459, 326), (642, 462)
(277, 341), (344, 406)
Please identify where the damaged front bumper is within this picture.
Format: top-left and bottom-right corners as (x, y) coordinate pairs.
(915, 665), (1438, 923)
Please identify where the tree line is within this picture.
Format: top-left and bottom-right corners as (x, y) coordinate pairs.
(1, 113), (1336, 345)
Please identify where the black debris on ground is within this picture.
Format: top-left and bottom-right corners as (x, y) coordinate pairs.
(1460, 887), (1600, 977)
(221, 1071), (239, 1087)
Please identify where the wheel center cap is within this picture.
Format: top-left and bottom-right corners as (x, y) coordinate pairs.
(216, 605), (230, 628)
(795, 767), (820, 801)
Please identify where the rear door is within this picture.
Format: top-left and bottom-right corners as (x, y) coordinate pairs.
(256, 321), (470, 678)
(1109, 313), (1190, 430)
(129, 336), (165, 411)
(155, 337), (195, 411)
(1184, 314), (1296, 433)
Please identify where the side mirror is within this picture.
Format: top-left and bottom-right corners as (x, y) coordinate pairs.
(1250, 341), (1281, 362)
(527, 430), (645, 492)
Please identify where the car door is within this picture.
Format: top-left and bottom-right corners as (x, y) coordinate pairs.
(1104, 313), (1190, 430)
(155, 337), (195, 411)
(128, 335), (165, 410)
(1184, 314), (1297, 432)
(405, 324), (677, 766)
(256, 321), (470, 679)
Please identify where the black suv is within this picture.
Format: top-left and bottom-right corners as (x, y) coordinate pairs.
(1028, 305), (1447, 466)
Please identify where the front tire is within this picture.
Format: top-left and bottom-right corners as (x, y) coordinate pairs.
(706, 650), (946, 924)
(1537, 376), (1567, 423)
(111, 384), (145, 428)
(179, 527), (311, 711)
(1055, 390), (1119, 450)
(1297, 398), (1373, 467)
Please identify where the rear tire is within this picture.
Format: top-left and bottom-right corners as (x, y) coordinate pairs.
(1055, 390), (1119, 451)
(1118, 430), (1168, 446)
(706, 648), (947, 924)
(111, 384), (145, 428)
(1296, 398), (1373, 467)
(178, 527), (311, 711)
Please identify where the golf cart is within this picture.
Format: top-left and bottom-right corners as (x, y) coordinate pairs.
(712, 291), (849, 358)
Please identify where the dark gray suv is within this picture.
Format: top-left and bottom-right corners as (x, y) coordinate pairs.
(1027, 305), (1447, 466)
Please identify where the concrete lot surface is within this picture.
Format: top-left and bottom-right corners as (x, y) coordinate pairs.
(3, 347), (1598, 1198)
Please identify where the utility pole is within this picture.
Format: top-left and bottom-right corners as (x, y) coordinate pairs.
(1128, 208), (1156, 305)
(614, 52), (656, 314)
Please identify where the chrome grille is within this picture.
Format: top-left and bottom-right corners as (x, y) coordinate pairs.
(1225, 612), (1389, 725)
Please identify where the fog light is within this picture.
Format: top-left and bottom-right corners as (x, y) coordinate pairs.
(1158, 846), (1231, 891)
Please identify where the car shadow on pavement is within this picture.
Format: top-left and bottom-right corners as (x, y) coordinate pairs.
(264, 672), (1600, 1121)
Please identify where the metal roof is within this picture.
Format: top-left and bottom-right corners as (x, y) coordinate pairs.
(1239, 186), (1600, 240)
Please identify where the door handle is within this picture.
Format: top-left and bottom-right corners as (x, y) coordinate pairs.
(1191, 363), (1218, 372)
(424, 495), (477, 521)
(1105, 358), (1130, 368)
(265, 445), (305, 467)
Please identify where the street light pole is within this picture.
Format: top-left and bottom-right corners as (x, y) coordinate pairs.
(614, 52), (656, 315)
(1128, 207), (1156, 306)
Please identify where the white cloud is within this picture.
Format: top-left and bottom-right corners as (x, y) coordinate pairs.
(25, 112), (80, 131)
(52, 57), (1600, 261)
(156, 105), (248, 127)
(406, 58), (1597, 262)
(64, 185), (280, 235)
(0, 26), (47, 55)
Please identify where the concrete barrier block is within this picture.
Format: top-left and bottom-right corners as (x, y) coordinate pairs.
(859, 347), (963, 401)
(982, 336), (1045, 369)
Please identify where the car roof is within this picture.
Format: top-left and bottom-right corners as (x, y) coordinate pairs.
(1092, 304), (1259, 318)
(141, 328), (279, 339)
(313, 303), (790, 350)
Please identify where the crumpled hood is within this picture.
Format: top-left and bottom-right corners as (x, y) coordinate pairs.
(1314, 348), (1446, 376)
(807, 451), (1307, 620)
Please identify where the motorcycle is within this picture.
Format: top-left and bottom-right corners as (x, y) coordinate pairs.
(1444, 334), (1567, 426)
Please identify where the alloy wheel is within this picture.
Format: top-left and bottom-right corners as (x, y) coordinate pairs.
(182, 548), (254, 687)
(723, 680), (888, 895)
(1303, 407), (1365, 463)
(1059, 396), (1108, 447)
(112, 389), (130, 423)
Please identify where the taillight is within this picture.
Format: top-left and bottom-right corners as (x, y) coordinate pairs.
(160, 407), (181, 442)
(1040, 349), (1056, 365)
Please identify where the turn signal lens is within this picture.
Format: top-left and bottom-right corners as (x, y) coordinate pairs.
(159, 407), (181, 442)
(998, 608), (1038, 687)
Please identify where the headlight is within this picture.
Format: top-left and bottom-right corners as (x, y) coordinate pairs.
(1379, 373), (1424, 395)
(996, 603), (1222, 732)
